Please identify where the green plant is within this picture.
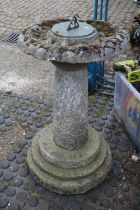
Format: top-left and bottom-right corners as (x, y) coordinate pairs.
(3, 180), (10, 188)
(96, 105), (105, 117)
(29, 189), (39, 198)
(88, 95), (94, 104)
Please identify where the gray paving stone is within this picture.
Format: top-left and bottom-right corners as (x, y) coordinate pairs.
(10, 164), (19, 173)
(0, 197), (9, 208)
(20, 122), (28, 128)
(35, 185), (46, 194)
(0, 170), (3, 177)
(8, 201), (20, 210)
(83, 205), (95, 210)
(117, 192), (127, 202)
(94, 125), (102, 131)
(112, 168), (122, 178)
(0, 182), (4, 192)
(88, 194), (99, 203)
(3, 113), (10, 119)
(20, 117), (27, 123)
(106, 121), (115, 128)
(104, 128), (112, 134)
(6, 187), (16, 196)
(0, 126), (7, 132)
(24, 132), (33, 139)
(28, 108), (35, 112)
(35, 122), (43, 128)
(21, 105), (28, 110)
(7, 153), (16, 161)
(21, 148), (27, 157)
(31, 113), (38, 120)
(109, 143), (117, 150)
(0, 116), (5, 124)
(53, 207), (64, 210)
(114, 160), (123, 168)
(17, 109), (24, 115)
(120, 183), (130, 192)
(5, 120), (12, 127)
(19, 138), (28, 147)
(56, 195), (69, 205)
(16, 191), (27, 202)
(23, 179), (36, 190)
(130, 195), (140, 207)
(13, 177), (23, 187)
(3, 172), (13, 181)
(133, 187), (140, 196)
(118, 144), (128, 152)
(45, 112), (51, 117)
(19, 166), (29, 177)
(13, 147), (21, 154)
(47, 191), (57, 200)
(16, 156), (25, 164)
(28, 196), (39, 207)
(27, 120), (34, 125)
(0, 160), (10, 169)
(104, 188), (114, 197)
(24, 111), (31, 117)
(113, 205), (124, 210)
(68, 199), (81, 209)
(100, 199), (111, 208)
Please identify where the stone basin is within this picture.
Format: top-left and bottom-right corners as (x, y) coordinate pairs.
(18, 19), (128, 63)
(18, 19), (128, 194)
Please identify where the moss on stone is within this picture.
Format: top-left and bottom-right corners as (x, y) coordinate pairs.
(29, 189), (40, 198)
(96, 105), (105, 117)
(3, 180), (10, 189)
(88, 95), (94, 104)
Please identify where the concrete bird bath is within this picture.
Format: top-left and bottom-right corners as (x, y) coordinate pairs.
(18, 17), (128, 194)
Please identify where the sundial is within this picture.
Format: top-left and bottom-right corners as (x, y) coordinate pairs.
(18, 13), (128, 194)
(52, 14), (99, 39)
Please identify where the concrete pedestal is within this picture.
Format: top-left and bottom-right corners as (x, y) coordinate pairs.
(27, 63), (112, 194)
(53, 63), (88, 150)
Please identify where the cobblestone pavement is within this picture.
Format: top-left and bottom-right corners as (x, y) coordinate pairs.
(0, 90), (140, 210)
(0, 0), (139, 36)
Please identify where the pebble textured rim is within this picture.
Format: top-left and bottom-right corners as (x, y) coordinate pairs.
(17, 19), (128, 63)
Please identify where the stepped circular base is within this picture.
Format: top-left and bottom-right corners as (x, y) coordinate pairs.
(27, 124), (112, 194)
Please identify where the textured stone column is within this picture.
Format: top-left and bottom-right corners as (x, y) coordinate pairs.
(53, 63), (88, 150)
(27, 61), (112, 194)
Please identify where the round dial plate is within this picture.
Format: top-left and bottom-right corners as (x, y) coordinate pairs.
(52, 21), (95, 38)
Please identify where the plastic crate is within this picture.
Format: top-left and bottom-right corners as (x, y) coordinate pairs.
(114, 72), (140, 151)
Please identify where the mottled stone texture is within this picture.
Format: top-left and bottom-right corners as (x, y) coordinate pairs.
(53, 63), (88, 150)
(27, 125), (112, 194)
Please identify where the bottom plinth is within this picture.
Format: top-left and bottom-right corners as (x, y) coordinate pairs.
(27, 124), (112, 194)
